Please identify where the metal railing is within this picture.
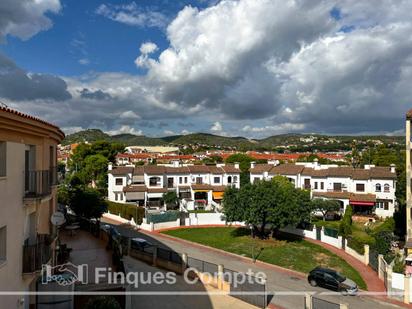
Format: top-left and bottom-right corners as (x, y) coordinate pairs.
(22, 241), (52, 273)
(24, 167), (58, 198)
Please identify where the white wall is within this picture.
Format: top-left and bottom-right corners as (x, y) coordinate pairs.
(392, 272), (404, 290)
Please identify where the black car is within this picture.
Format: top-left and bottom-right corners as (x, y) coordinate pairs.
(308, 267), (358, 295)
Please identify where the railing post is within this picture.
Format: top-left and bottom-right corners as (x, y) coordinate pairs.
(182, 252), (188, 273)
(378, 254), (384, 279)
(217, 264), (224, 290)
(404, 275), (410, 304)
(304, 293), (312, 309)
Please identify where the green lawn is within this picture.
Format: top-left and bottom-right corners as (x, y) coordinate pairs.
(162, 227), (366, 290)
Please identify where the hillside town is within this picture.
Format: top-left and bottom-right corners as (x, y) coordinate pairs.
(2, 1), (412, 309)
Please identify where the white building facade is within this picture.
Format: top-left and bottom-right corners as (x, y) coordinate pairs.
(250, 161), (397, 218)
(108, 163), (240, 211)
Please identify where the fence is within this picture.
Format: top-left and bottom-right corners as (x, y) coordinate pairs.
(146, 210), (181, 223)
(188, 257), (219, 274)
(224, 268), (267, 308)
(306, 295), (342, 309)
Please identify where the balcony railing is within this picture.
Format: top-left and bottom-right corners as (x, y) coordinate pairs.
(22, 241), (52, 274)
(24, 167), (57, 198)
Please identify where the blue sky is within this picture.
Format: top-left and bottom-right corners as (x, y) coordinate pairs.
(0, 0), (410, 138)
(0, 0), (210, 77)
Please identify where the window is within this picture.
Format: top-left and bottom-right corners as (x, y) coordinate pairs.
(149, 177), (161, 186)
(384, 184), (390, 193)
(314, 182), (318, 190)
(304, 179), (311, 189)
(179, 177), (183, 184)
(0, 142), (6, 177)
(356, 183), (365, 192)
(384, 201), (389, 210)
(115, 178), (123, 186)
(196, 177), (203, 184)
(333, 183), (341, 191)
(214, 177), (220, 184)
(0, 226), (5, 263)
(227, 176), (232, 184)
(184, 177), (188, 184)
(115, 192), (118, 201)
(233, 176), (238, 183)
(320, 182), (324, 190)
(375, 183), (381, 192)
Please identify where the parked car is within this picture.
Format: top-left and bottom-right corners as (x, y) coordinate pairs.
(131, 237), (153, 250)
(308, 267), (358, 295)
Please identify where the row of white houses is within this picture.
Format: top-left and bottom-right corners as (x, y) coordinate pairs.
(108, 160), (397, 218)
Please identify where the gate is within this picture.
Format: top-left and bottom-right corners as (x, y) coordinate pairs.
(369, 248), (379, 272)
(316, 227), (322, 240)
(224, 269), (267, 308)
(180, 212), (189, 226)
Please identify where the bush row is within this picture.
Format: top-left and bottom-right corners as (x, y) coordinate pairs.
(107, 201), (145, 224)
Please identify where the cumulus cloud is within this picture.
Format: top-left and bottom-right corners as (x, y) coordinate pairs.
(0, 52), (71, 101)
(96, 2), (168, 29)
(107, 125), (143, 136)
(0, 0), (61, 42)
(4, 0), (412, 137)
(210, 121), (223, 132)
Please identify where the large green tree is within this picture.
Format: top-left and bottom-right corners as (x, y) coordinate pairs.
(162, 191), (179, 210)
(68, 186), (108, 220)
(223, 176), (312, 238)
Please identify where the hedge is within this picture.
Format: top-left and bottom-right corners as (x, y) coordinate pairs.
(347, 237), (366, 255)
(107, 201), (145, 224)
(146, 210), (181, 223)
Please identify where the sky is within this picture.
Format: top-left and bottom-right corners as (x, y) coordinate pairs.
(0, 0), (411, 138)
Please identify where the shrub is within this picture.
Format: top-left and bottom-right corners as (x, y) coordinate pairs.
(107, 201), (145, 224)
(393, 255), (405, 274)
(339, 206), (352, 237)
(347, 237), (365, 255)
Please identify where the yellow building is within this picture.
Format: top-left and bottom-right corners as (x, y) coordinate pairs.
(0, 106), (64, 308)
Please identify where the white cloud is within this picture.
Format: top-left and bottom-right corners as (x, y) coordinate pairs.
(78, 58), (90, 65)
(140, 42), (158, 54)
(61, 126), (83, 135)
(210, 121), (223, 132)
(119, 110), (140, 119)
(242, 123), (306, 135)
(96, 3), (168, 29)
(0, 0), (61, 41)
(107, 125), (143, 136)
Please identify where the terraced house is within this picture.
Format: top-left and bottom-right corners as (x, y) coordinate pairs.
(108, 162), (240, 210)
(250, 161), (397, 218)
(0, 106), (64, 308)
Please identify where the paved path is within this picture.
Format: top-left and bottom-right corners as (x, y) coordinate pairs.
(102, 220), (409, 309)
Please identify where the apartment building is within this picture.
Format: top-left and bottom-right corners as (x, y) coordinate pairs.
(250, 161), (397, 218)
(0, 106), (64, 308)
(406, 110), (412, 254)
(108, 162), (240, 210)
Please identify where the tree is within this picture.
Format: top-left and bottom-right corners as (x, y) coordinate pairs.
(68, 187), (108, 220)
(339, 206), (353, 237)
(223, 176), (311, 238)
(162, 191), (179, 210)
(225, 153), (254, 186)
(311, 199), (340, 221)
(83, 154), (108, 188)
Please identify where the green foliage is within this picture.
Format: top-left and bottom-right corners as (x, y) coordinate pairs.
(392, 255), (405, 274)
(202, 155), (223, 164)
(162, 191), (179, 209)
(225, 153), (253, 172)
(68, 187), (108, 220)
(84, 296), (121, 309)
(347, 237), (365, 255)
(223, 176), (311, 238)
(374, 230), (395, 255)
(107, 201), (145, 224)
(339, 206), (352, 237)
(311, 199), (340, 220)
(146, 210), (181, 223)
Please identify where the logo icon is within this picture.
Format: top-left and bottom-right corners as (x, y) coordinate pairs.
(42, 262), (88, 286)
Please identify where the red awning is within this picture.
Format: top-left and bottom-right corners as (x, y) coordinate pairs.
(350, 201), (375, 206)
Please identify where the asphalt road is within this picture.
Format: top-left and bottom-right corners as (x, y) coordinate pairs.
(105, 223), (403, 309)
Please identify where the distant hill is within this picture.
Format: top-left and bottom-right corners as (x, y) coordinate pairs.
(62, 129), (404, 150)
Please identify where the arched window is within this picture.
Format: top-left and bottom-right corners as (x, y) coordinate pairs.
(227, 176), (232, 183)
(384, 183), (390, 192)
(375, 184), (381, 192)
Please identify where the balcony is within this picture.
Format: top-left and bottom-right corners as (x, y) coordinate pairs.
(22, 241), (52, 274)
(24, 167), (57, 198)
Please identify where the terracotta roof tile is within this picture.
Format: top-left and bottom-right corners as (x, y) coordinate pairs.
(188, 165), (211, 173)
(147, 188), (168, 193)
(250, 164), (274, 173)
(144, 165), (166, 175)
(269, 164), (305, 175)
(191, 184), (213, 190)
(221, 164), (240, 173)
(110, 166), (134, 175)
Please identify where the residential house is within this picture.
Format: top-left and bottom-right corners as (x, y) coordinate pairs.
(108, 162), (240, 210)
(0, 106), (64, 308)
(250, 160), (397, 218)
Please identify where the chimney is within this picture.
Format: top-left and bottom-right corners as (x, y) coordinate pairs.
(313, 158), (319, 168)
(108, 162), (113, 171)
(250, 161), (256, 169)
(172, 160), (180, 167)
(234, 162), (240, 169)
(390, 164), (396, 173)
